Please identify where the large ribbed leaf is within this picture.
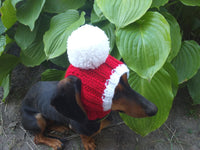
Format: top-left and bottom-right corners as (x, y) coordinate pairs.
(41, 69), (65, 81)
(20, 41), (46, 67)
(187, 69), (200, 104)
(94, 0), (103, 18)
(44, 0), (86, 13)
(50, 52), (69, 68)
(98, 22), (115, 51)
(14, 23), (38, 50)
(91, 0), (106, 23)
(116, 12), (171, 80)
(19, 15), (50, 67)
(151, 0), (169, 8)
(44, 10), (85, 59)
(16, 0), (45, 30)
(110, 45), (121, 60)
(163, 63), (178, 96)
(180, 0), (200, 6)
(162, 12), (182, 62)
(91, 1), (107, 24)
(0, 0), (17, 29)
(91, 9), (104, 24)
(96, 0), (152, 28)
(172, 41), (200, 84)
(120, 68), (174, 136)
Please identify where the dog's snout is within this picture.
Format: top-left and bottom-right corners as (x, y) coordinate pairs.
(145, 104), (158, 117)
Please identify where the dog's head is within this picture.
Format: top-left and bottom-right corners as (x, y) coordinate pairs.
(111, 73), (158, 118)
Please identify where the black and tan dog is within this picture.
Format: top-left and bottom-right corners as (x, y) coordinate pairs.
(21, 73), (157, 150)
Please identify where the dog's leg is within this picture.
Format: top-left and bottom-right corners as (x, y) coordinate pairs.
(34, 113), (64, 150)
(80, 119), (111, 150)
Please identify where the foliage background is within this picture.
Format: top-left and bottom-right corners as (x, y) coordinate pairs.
(0, 0), (200, 136)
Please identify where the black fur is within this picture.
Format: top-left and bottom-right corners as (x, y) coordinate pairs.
(51, 76), (86, 123)
(21, 76), (100, 136)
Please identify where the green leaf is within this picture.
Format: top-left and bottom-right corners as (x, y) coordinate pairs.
(14, 23), (38, 50)
(120, 68), (174, 136)
(1, 74), (10, 102)
(0, 0), (17, 29)
(44, 0), (86, 13)
(97, 22), (115, 51)
(41, 69), (65, 81)
(44, 10), (85, 59)
(16, 0), (46, 30)
(5, 34), (14, 45)
(19, 14), (51, 67)
(0, 19), (7, 34)
(92, 0), (106, 21)
(163, 63), (178, 96)
(96, 0), (152, 28)
(172, 41), (200, 84)
(91, 2), (107, 24)
(162, 12), (182, 62)
(50, 52), (70, 68)
(187, 69), (200, 104)
(91, 9), (102, 24)
(110, 45), (121, 60)
(0, 35), (6, 56)
(151, 0), (169, 8)
(0, 54), (20, 80)
(116, 11), (171, 80)
(180, 0), (200, 6)
(20, 41), (46, 67)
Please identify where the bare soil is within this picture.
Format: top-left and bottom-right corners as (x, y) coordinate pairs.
(0, 64), (200, 150)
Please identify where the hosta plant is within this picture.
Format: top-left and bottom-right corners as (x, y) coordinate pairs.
(0, 0), (200, 136)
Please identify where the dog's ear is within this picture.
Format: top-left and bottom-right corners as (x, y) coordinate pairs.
(51, 76), (87, 123)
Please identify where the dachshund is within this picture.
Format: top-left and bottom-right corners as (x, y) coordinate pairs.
(21, 73), (157, 150)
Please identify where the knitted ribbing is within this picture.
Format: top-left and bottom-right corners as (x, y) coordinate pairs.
(65, 55), (129, 120)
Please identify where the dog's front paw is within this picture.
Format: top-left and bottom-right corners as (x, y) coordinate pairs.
(34, 134), (64, 150)
(80, 135), (96, 150)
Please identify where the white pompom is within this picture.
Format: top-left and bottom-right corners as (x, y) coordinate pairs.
(67, 24), (110, 69)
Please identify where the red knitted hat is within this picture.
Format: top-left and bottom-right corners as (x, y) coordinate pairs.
(66, 25), (129, 120)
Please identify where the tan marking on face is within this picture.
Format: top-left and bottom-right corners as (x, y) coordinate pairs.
(111, 97), (147, 118)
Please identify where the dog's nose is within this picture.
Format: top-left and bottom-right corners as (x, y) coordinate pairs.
(145, 104), (158, 117)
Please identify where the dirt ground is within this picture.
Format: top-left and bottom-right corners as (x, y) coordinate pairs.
(0, 64), (200, 150)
